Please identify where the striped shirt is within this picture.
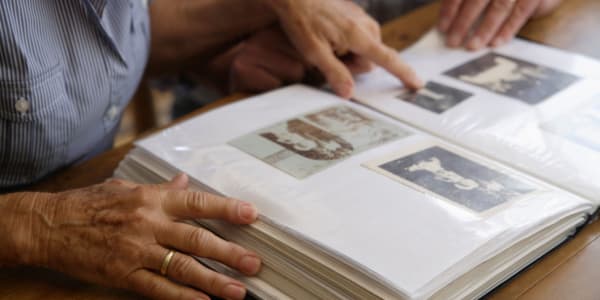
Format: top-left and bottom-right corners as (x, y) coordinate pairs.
(0, 0), (150, 189)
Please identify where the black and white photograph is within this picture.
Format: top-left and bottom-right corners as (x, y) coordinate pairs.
(444, 52), (579, 105)
(230, 105), (409, 178)
(396, 81), (473, 113)
(369, 146), (538, 213)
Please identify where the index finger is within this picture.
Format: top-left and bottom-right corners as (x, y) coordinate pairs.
(161, 189), (258, 224)
(356, 36), (423, 90)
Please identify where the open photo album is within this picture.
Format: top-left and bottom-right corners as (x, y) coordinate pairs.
(115, 31), (600, 299)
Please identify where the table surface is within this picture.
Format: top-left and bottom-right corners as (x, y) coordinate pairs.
(4, 1), (600, 299)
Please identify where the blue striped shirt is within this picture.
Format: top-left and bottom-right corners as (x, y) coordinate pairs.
(0, 0), (150, 189)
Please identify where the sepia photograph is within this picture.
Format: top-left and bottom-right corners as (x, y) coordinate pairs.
(230, 105), (410, 178)
(367, 146), (538, 213)
(260, 119), (354, 161)
(444, 52), (579, 104)
(396, 81), (473, 113)
(542, 99), (600, 152)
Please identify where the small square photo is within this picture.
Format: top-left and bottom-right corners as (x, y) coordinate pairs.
(396, 81), (472, 114)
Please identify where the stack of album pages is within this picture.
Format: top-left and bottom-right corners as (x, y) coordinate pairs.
(115, 31), (600, 299)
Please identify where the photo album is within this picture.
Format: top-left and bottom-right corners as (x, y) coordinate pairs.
(115, 31), (600, 299)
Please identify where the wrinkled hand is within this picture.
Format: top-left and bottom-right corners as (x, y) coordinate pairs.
(29, 174), (260, 300)
(263, 0), (423, 98)
(439, 0), (563, 50)
(228, 26), (307, 93)
(228, 26), (376, 94)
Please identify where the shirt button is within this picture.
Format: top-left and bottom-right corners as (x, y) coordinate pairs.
(105, 104), (120, 121)
(15, 97), (30, 114)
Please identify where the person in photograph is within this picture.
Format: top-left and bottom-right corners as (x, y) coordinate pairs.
(445, 53), (579, 104)
(262, 119), (354, 161)
(379, 147), (536, 212)
(307, 107), (401, 147)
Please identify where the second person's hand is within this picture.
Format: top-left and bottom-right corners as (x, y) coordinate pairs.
(438, 0), (563, 50)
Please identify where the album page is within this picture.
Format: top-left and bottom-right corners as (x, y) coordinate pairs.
(354, 30), (600, 203)
(135, 85), (593, 298)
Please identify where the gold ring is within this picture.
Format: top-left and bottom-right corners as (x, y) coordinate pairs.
(160, 250), (175, 276)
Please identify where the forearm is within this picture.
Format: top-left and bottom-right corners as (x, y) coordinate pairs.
(148, 0), (276, 74)
(0, 192), (52, 267)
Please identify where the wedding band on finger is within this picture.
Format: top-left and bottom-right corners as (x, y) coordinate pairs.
(160, 250), (175, 276)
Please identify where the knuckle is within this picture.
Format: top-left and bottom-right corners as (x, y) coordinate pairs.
(231, 57), (247, 72)
(512, 2), (531, 18)
(144, 277), (163, 295)
(303, 45), (323, 65)
(369, 20), (381, 37)
(345, 21), (363, 40)
(131, 186), (152, 204)
(492, 0), (515, 10)
(441, 0), (462, 15)
(169, 255), (193, 279)
(185, 192), (209, 215)
(452, 19), (470, 34)
(206, 273), (223, 293)
(189, 228), (215, 253)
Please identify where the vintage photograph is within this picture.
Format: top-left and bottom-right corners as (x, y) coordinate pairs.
(542, 99), (600, 152)
(367, 146), (538, 213)
(230, 105), (410, 178)
(396, 81), (473, 114)
(444, 52), (579, 105)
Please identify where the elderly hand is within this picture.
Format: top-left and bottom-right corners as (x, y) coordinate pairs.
(10, 174), (260, 300)
(226, 26), (376, 94)
(227, 26), (307, 93)
(262, 0), (423, 98)
(438, 0), (563, 50)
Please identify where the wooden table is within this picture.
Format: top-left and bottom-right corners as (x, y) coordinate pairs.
(3, 1), (600, 299)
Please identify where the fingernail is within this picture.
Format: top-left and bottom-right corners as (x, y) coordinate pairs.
(239, 255), (261, 274)
(338, 82), (354, 99)
(238, 202), (257, 222)
(223, 284), (246, 300)
(491, 37), (505, 48)
(468, 37), (482, 50)
(447, 34), (461, 48)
